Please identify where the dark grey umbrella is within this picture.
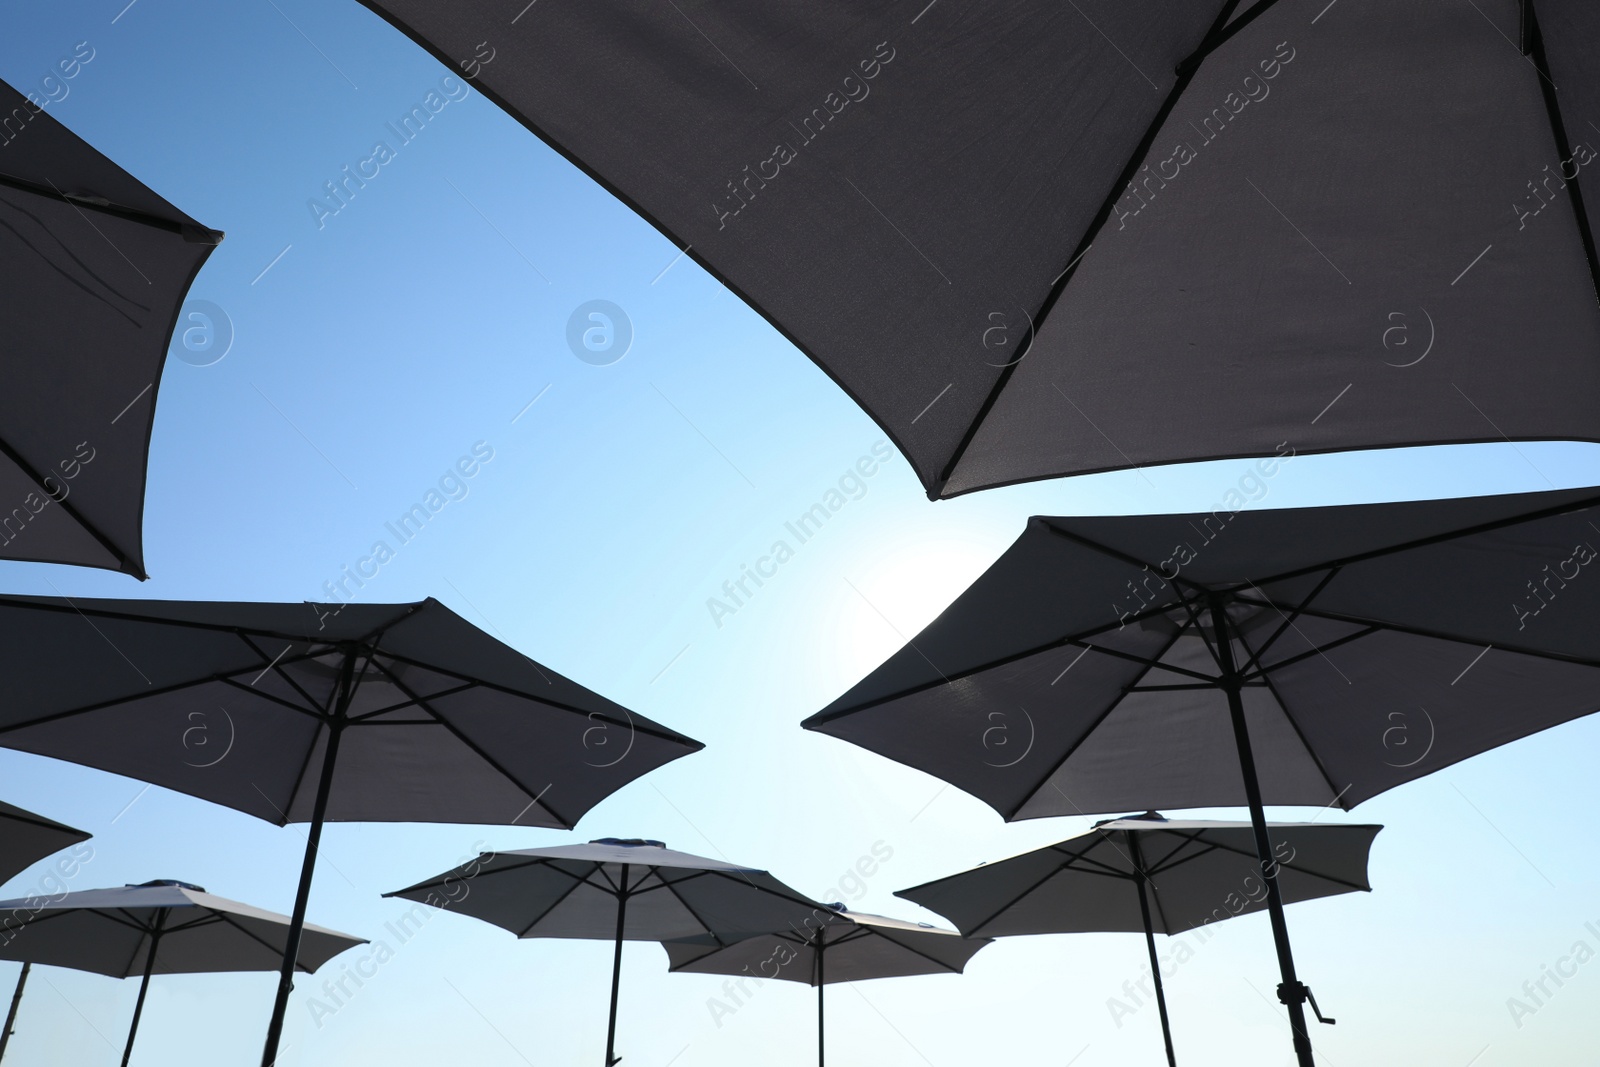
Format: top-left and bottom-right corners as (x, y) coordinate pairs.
(898, 813), (1380, 1066)
(0, 78), (221, 575)
(387, 838), (831, 1067)
(0, 879), (362, 1066)
(0, 595), (702, 1067)
(352, 1), (1600, 499)
(0, 800), (88, 885)
(664, 905), (990, 1067)
(804, 486), (1600, 1064)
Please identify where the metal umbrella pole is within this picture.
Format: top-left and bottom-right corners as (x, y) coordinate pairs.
(0, 962), (29, 1063)
(260, 647), (359, 1067)
(120, 911), (167, 1067)
(605, 865), (631, 1067)
(815, 930), (825, 1067)
(1127, 835), (1177, 1067)
(1209, 597), (1328, 1067)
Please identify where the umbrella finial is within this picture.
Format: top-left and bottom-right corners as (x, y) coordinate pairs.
(129, 879), (206, 892)
(590, 838), (666, 849)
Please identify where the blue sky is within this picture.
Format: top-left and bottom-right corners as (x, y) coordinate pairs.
(4, 2), (1600, 1064)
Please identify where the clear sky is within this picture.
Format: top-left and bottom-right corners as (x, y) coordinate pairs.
(3, 3), (1600, 1065)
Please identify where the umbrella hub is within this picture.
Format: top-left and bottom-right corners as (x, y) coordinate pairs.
(130, 879), (205, 892)
(590, 838), (665, 849)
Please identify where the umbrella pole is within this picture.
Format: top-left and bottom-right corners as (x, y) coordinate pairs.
(816, 935), (825, 1067)
(121, 915), (165, 1067)
(261, 649), (357, 1067)
(0, 962), (30, 1063)
(1210, 599), (1316, 1067)
(1130, 841), (1177, 1067)
(605, 864), (630, 1067)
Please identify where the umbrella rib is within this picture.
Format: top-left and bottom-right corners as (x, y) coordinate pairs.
(855, 930), (967, 975)
(213, 912), (323, 972)
(653, 871), (738, 946)
(1064, 640), (1216, 682)
(1245, 664), (1346, 807)
(1039, 522), (1216, 598)
(1175, 0), (1285, 73)
(388, 855), (553, 895)
(345, 683), (478, 723)
(279, 645), (370, 824)
(935, 0), (1246, 492)
(1251, 493), (1600, 588)
(1006, 622), (1194, 820)
(0, 171), (221, 241)
(1236, 567), (1342, 674)
(374, 649), (696, 747)
(364, 659), (575, 827)
(956, 841), (1129, 936)
(1525, 2), (1600, 314)
(805, 598), (1188, 727)
(1246, 599), (1600, 671)
(215, 676), (330, 720)
(1238, 625), (1380, 681)
(0, 430), (140, 576)
(513, 872), (598, 938)
(229, 633), (336, 716)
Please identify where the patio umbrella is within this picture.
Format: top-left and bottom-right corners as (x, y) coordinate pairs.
(663, 905), (990, 1067)
(0, 801), (90, 1063)
(351, 1), (1600, 499)
(387, 838), (832, 1066)
(0, 77), (222, 574)
(897, 813), (1380, 1066)
(0, 879), (362, 1066)
(0, 595), (703, 1067)
(803, 485), (1600, 1064)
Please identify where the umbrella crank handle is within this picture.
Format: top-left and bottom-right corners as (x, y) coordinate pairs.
(1277, 981), (1336, 1026)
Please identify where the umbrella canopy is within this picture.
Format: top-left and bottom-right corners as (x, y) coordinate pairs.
(0, 78), (222, 575)
(804, 486), (1600, 819)
(0, 879), (362, 1066)
(804, 485), (1600, 1064)
(352, 1), (1600, 498)
(898, 815), (1379, 938)
(897, 814), (1378, 1066)
(387, 838), (831, 1066)
(0, 800), (89, 885)
(0, 594), (702, 1067)
(664, 907), (989, 1067)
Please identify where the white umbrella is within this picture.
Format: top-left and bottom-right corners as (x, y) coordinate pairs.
(388, 838), (829, 1066)
(0, 879), (363, 1066)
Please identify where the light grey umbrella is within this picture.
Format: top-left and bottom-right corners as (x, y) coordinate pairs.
(897, 813), (1381, 1066)
(0, 879), (362, 1066)
(0, 595), (703, 1067)
(664, 905), (991, 1067)
(0, 800), (90, 1063)
(387, 838), (830, 1066)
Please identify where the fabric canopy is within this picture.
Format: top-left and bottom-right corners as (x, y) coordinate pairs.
(0, 800), (89, 885)
(387, 839), (827, 944)
(664, 907), (988, 985)
(804, 487), (1600, 817)
(0, 595), (702, 828)
(351, 0), (1600, 497)
(898, 815), (1379, 938)
(0, 78), (221, 573)
(0, 880), (361, 978)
